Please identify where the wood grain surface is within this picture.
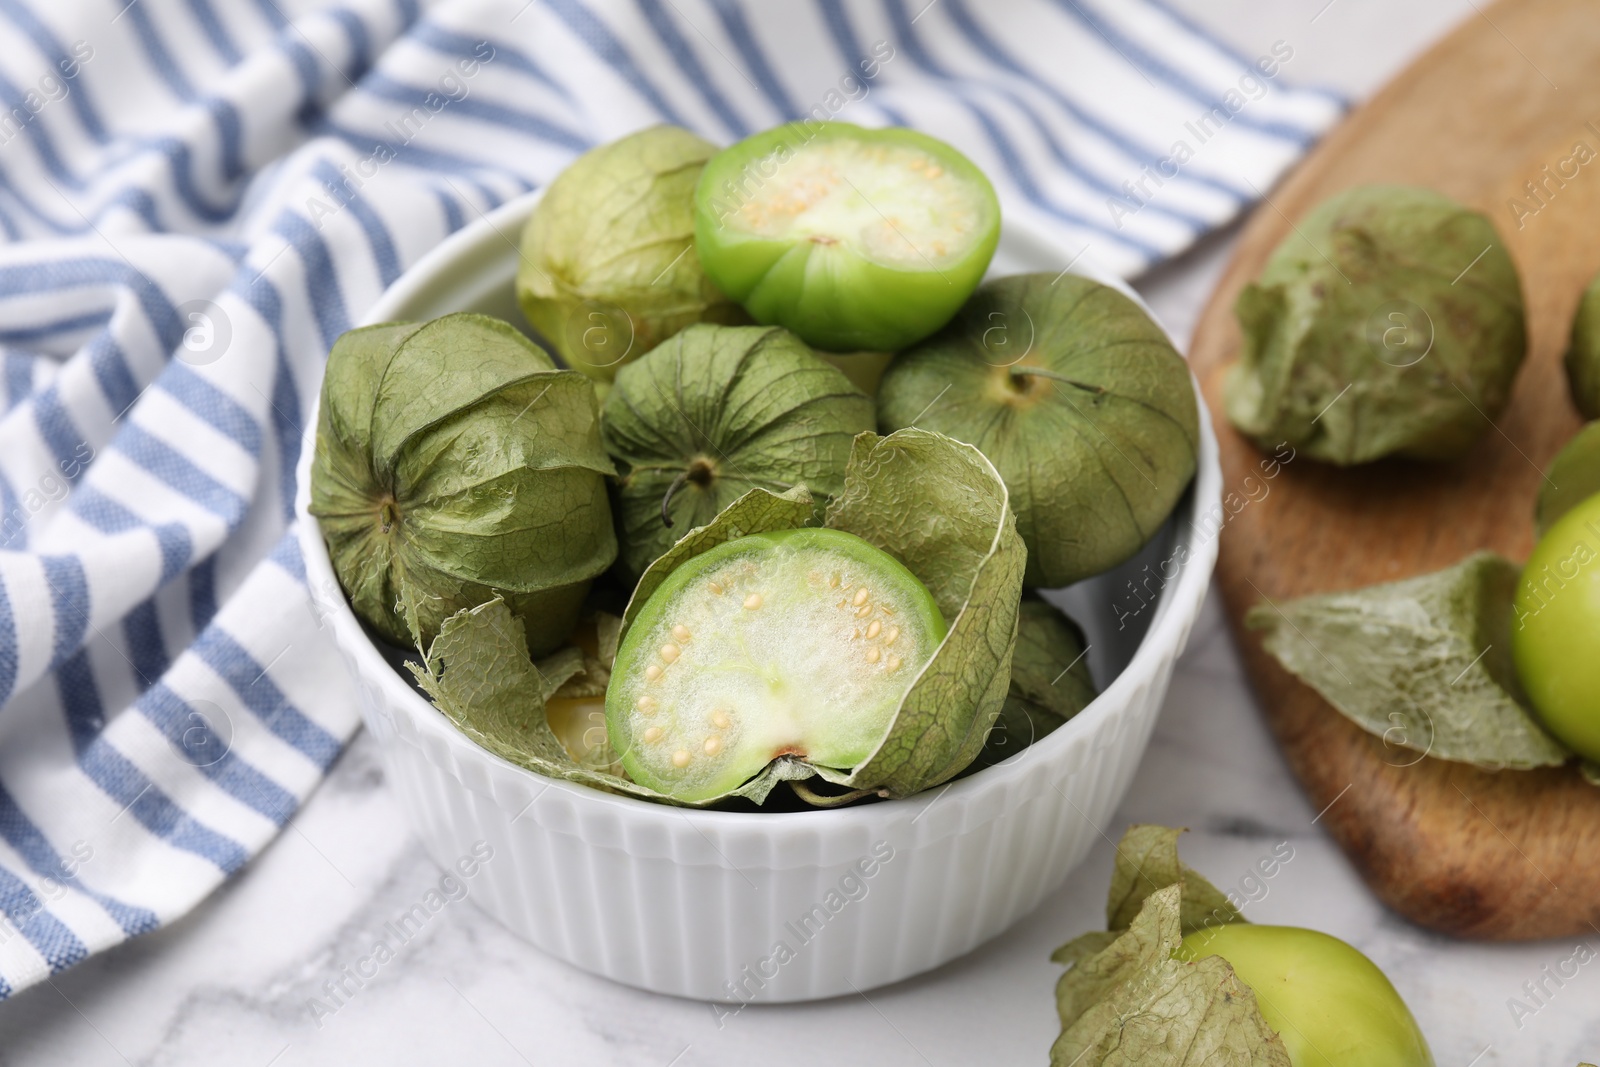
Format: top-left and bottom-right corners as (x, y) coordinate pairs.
(1189, 0), (1600, 939)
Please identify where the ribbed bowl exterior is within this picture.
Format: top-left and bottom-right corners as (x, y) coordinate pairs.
(296, 191), (1221, 1002)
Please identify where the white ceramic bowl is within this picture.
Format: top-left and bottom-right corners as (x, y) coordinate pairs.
(294, 190), (1221, 1003)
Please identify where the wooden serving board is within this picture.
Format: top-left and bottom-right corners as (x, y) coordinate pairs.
(1190, 0), (1600, 939)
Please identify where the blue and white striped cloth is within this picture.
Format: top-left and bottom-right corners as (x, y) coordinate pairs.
(0, 0), (1342, 1000)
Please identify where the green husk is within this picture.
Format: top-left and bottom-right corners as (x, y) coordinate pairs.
(310, 313), (616, 654)
(1246, 553), (1573, 770)
(516, 125), (746, 381)
(809, 429), (1026, 797)
(1049, 826), (1288, 1067)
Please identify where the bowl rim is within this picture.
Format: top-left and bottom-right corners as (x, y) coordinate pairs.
(293, 189), (1223, 832)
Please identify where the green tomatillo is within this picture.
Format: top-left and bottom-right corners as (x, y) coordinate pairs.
(1513, 489), (1600, 762)
(517, 125), (746, 382)
(1176, 925), (1435, 1067)
(694, 121), (1000, 352)
(606, 527), (948, 803)
(1535, 421), (1600, 536)
(878, 272), (1199, 588)
(310, 313), (616, 654)
(600, 323), (874, 578)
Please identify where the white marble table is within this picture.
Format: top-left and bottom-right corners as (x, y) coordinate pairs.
(5, 2), (1598, 1064)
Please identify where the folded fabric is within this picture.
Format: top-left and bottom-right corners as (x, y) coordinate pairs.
(0, 0), (1342, 1000)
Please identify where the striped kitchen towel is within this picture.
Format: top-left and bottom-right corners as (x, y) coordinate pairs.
(0, 0), (1343, 1000)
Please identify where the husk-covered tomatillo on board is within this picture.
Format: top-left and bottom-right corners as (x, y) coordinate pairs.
(601, 323), (874, 578)
(1226, 184), (1526, 465)
(877, 273), (1199, 589)
(310, 313), (616, 655)
(516, 125), (746, 382)
(1049, 826), (1285, 1067)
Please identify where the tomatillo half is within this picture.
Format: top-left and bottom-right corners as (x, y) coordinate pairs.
(693, 121), (1000, 352)
(606, 528), (946, 803)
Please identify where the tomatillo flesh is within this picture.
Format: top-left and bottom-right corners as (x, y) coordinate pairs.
(693, 121), (1000, 353)
(606, 528), (946, 802)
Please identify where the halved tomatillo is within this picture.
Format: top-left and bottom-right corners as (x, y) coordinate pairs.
(606, 527), (946, 802)
(694, 121), (1000, 352)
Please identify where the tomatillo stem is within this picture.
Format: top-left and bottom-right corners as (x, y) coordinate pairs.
(661, 458), (718, 528)
(789, 780), (883, 808)
(1007, 365), (1108, 394)
(660, 468), (691, 528)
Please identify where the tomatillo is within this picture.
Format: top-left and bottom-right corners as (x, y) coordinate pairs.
(877, 273), (1199, 588)
(606, 527), (946, 803)
(600, 324), (873, 579)
(693, 121), (1000, 352)
(1177, 924), (1434, 1067)
(516, 125), (746, 382)
(1512, 490), (1600, 761)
